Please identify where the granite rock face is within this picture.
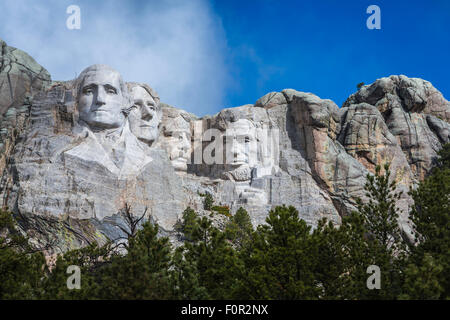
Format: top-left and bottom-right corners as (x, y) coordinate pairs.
(344, 75), (450, 180)
(0, 39), (52, 224)
(0, 44), (449, 252)
(0, 39), (51, 114)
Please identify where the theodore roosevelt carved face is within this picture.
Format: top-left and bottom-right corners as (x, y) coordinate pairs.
(163, 116), (192, 171)
(76, 64), (128, 130)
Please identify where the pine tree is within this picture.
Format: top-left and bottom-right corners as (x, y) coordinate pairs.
(169, 246), (209, 299)
(42, 242), (113, 299)
(239, 205), (320, 299)
(399, 253), (444, 300)
(408, 143), (450, 299)
(337, 211), (374, 299)
(225, 207), (253, 248)
(312, 218), (353, 299)
(182, 216), (244, 299)
(436, 142), (450, 169)
(0, 210), (46, 299)
(179, 207), (199, 241)
(351, 164), (407, 299)
(203, 193), (214, 211)
(356, 164), (404, 251)
(97, 221), (172, 299)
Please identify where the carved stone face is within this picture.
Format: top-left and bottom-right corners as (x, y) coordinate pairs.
(78, 68), (125, 130)
(225, 119), (257, 167)
(167, 131), (191, 171)
(129, 86), (161, 145)
(164, 117), (191, 171)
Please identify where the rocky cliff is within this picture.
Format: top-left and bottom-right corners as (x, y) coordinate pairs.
(0, 39), (448, 253)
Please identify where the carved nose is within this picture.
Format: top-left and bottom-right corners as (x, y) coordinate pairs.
(96, 91), (106, 106)
(141, 106), (153, 121)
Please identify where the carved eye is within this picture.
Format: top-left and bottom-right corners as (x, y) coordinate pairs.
(83, 87), (93, 95)
(107, 88), (117, 94)
(244, 136), (250, 143)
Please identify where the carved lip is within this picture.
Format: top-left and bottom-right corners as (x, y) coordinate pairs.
(230, 160), (247, 165)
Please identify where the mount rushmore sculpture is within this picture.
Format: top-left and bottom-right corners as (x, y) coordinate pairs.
(1, 39), (449, 252)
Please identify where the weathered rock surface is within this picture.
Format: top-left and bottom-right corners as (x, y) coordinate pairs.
(0, 42), (448, 253)
(0, 39), (51, 192)
(344, 75), (450, 180)
(0, 39), (51, 114)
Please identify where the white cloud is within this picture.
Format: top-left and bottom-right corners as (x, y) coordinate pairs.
(0, 0), (229, 116)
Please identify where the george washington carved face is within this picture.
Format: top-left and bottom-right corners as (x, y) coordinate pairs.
(76, 65), (128, 130)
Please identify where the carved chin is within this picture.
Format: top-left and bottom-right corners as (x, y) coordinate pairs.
(171, 158), (188, 171)
(137, 129), (159, 145)
(226, 164), (252, 181)
(83, 113), (122, 129)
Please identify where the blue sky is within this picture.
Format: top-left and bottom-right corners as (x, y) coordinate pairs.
(212, 0), (450, 110)
(0, 0), (449, 116)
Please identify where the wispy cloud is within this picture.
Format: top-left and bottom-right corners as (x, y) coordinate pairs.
(0, 0), (229, 116)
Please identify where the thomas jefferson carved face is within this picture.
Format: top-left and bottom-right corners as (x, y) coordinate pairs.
(77, 65), (126, 130)
(129, 85), (161, 145)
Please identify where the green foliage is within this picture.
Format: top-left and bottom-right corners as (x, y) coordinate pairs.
(238, 206), (320, 299)
(169, 246), (209, 299)
(41, 242), (112, 299)
(99, 221), (173, 299)
(225, 207), (253, 248)
(352, 164), (407, 299)
(177, 207), (199, 241)
(0, 210), (46, 299)
(408, 143), (450, 299)
(437, 143), (450, 169)
(211, 205), (231, 217)
(356, 164), (405, 251)
(399, 253), (444, 300)
(311, 218), (355, 299)
(180, 214), (244, 299)
(203, 193), (214, 210)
